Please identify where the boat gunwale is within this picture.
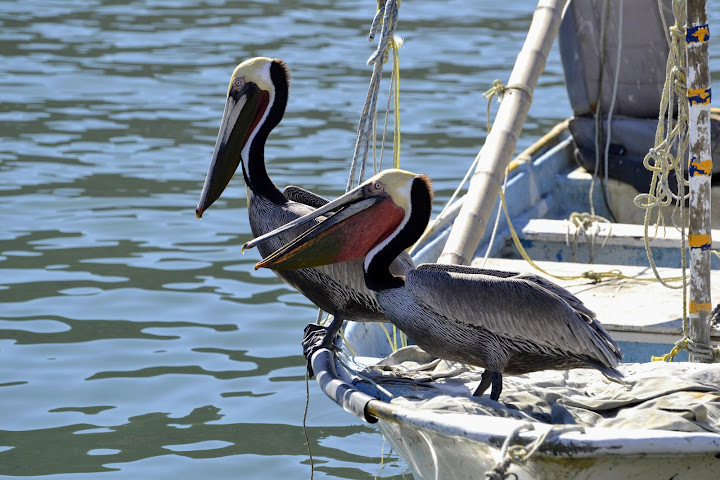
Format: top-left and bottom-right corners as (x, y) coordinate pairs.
(312, 344), (720, 460)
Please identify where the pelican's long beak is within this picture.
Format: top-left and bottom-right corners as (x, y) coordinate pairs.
(195, 83), (269, 218)
(244, 182), (406, 270)
(243, 184), (368, 250)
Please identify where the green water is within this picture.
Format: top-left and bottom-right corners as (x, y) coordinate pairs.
(1, 1), (718, 478)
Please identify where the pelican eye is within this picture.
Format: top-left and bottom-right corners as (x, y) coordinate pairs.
(373, 182), (382, 190)
(233, 78), (244, 88)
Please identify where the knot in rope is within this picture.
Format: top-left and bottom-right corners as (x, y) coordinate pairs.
(486, 424), (585, 480)
(483, 79), (534, 103)
(652, 337), (720, 363)
(687, 339), (719, 363)
(581, 269), (623, 283)
(652, 337), (688, 362)
(482, 80), (533, 133)
(367, 0), (399, 65)
(633, 0), (691, 296)
(566, 212), (612, 263)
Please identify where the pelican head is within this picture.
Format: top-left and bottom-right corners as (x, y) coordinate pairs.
(196, 57), (289, 218)
(244, 169), (432, 271)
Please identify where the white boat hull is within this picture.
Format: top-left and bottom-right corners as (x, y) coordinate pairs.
(376, 415), (720, 480)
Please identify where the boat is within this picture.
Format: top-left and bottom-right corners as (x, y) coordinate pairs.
(295, 0), (720, 478)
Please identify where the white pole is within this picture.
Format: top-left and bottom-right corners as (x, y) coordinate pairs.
(439, 0), (568, 265)
(686, 0), (713, 361)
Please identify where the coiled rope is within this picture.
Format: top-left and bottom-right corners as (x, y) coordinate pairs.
(639, 0), (719, 362)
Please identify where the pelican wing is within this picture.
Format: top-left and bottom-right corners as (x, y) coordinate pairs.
(417, 264), (597, 321)
(417, 263), (520, 278)
(406, 265), (621, 368)
(283, 185), (329, 209)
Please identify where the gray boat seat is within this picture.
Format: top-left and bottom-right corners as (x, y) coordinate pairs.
(559, 0), (719, 194)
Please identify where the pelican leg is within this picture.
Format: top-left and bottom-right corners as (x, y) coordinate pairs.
(302, 309), (344, 377)
(472, 370), (493, 397)
(472, 370), (503, 400)
(489, 372), (503, 401)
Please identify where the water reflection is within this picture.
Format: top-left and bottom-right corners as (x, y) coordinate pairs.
(2, 0), (718, 478)
(0, 405), (385, 477)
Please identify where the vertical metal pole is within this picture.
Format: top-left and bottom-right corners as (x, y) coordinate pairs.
(686, 0), (713, 362)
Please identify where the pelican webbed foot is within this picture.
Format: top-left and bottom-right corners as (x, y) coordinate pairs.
(302, 311), (344, 377)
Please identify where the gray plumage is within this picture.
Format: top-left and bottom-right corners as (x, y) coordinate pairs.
(250, 188), (414, 324)
(376, 264), (622, 379)
(245, 169), (623, 399)
(240, 169), (623, 400)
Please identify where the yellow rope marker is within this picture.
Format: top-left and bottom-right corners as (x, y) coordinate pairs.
(689, 300), (712, 314)
(688, 233), (712, 249)
(391, 35), (402, 169)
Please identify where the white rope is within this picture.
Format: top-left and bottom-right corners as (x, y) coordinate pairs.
(634, 0), (690, 292)
(480, 170), (508, 267)
(602, 0), (623, 199)
(347, 0), (400, 191)
(486, 424), (585, 480)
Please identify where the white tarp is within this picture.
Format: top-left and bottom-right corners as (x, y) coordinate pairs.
(355, 346), (720, 433)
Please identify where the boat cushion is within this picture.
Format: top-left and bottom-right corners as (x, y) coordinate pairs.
(570, 115), (720, 193)
(559, 0), (672, 118)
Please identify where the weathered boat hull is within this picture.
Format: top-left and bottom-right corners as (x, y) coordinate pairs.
(313, 319), (720, 480)
(376, 413), (720, 480)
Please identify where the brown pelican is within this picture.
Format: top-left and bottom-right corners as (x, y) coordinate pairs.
(244, 169), (623, 400)
(195, 58), (413, 358)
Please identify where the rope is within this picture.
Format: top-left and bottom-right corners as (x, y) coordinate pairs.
(303, 369), (315, 480)
(495, 0), (694, 287)
(409, 79), (534, 255)
(566, 212), (612, 263)
(480, 169), (509, 268)
(483, 80), (534, 133)
(486, 424), (585, 480)
(638, 0), (718, 363)
(587, 0), (617, 221)
(601, 0), (623, 220)
(407, 150), (479, 254)
(498, 186), (684, 283)
(652, 337), (720, 363)
(347, 0), (402, 191)
(634, 0), (690, 288)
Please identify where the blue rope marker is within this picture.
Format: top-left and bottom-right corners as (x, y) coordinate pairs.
(686, 24), (709, 43)
(687, 87), (711, 106)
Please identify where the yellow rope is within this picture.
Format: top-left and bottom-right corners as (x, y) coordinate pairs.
(391, 36), (401, 169)
(480, 76), (661, 283)
(338, 326), (357, 357)
(379, 322), (397, 351)
(498, 186), (685, 283)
